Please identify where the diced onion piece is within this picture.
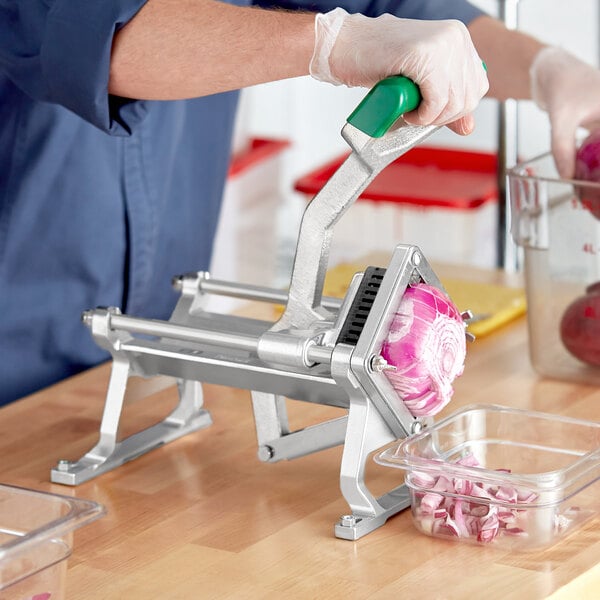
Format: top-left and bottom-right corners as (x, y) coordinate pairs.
(412, 453), (540, 544)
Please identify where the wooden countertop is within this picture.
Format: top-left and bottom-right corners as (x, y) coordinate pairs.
(1, 263), (600, 599)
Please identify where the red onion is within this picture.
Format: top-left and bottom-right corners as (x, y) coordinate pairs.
(560, 289), (600, 366)
(575, 129), (600, 218)
(381, 283), (466, 417)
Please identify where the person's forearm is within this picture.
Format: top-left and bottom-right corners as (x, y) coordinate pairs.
(468, 15), (545, 101)
(109, 0), (315, 100)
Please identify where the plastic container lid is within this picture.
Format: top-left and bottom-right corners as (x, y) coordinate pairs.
(295, 145), (498, 210)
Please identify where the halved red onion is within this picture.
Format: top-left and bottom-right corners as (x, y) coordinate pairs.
(381, 284), (466, 417)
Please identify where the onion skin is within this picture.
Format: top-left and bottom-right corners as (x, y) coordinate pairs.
(575, 130), (600, 218)
(381, 283), (466, 417)
(560, 290), (600, 366)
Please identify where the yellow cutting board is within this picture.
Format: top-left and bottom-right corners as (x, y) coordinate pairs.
(438, 277), (526, 337)
(319, 263), (527, 338)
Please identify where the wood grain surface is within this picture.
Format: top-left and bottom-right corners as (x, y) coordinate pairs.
(1, 262), (599, 600)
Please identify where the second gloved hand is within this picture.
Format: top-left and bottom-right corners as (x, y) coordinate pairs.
(309, 8), (489, 135)
(531, 46), (600, 179)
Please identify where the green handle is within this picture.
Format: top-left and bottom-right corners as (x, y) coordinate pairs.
(347, 76), (421, 138)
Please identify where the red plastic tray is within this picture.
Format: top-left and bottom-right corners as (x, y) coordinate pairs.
(228, 138), (290, 177)
(294, 145), (498, 210)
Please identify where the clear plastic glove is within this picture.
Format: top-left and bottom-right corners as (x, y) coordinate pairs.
(531, 46), (600, 179)
(309, 8), (489, 135)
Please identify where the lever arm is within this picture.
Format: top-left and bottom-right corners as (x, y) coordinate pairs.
(273, 76), (437, 331)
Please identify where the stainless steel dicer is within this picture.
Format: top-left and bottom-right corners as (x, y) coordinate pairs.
(51, 77), (467, 540)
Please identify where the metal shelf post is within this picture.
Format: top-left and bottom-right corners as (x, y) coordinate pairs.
(497, 0), (521, 271)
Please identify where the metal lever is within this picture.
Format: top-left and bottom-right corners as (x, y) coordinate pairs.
(273, 76), (437, 331)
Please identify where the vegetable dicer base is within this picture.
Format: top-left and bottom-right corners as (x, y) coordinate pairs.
(50, 79), (466, 539)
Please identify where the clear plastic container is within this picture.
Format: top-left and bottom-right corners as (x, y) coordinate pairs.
(375, 404), (600, 550)
(509, 152), (600, 384)
(0, 484), (105, 600)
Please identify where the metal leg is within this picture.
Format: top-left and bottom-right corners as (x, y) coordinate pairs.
(334, 396), (410, 540)
(251, 391), (347, 462)
(168, 379), (208, 426)
(80, 355), (131, 463)
(51, 356), (212, 485)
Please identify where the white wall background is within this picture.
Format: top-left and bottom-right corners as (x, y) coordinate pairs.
(228, 0), (599, 275)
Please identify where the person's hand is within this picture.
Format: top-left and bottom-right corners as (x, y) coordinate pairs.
(531, 46), (600, 179)
(309, 8), (489, 135)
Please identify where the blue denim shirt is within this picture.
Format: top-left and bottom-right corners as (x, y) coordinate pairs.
(0, 0), (483, 405)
